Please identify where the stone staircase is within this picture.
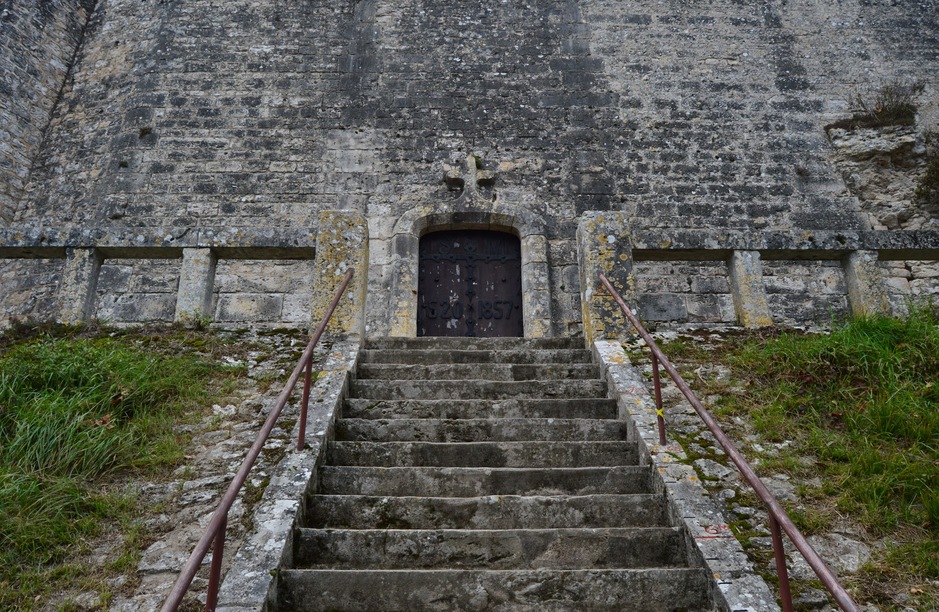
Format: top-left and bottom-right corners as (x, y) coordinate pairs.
(273, 337), (716, 611)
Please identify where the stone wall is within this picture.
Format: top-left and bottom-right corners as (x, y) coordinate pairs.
(634, 260), (736, 326)
(94, 259), (179, 323)
(0, 257), (63, 321)
(763, 260), (850, 327)
(881, 259), (939, 314)
(1, 0), (937, 331)
(0, 0), (93, 221)
(213, 260), (314, 326)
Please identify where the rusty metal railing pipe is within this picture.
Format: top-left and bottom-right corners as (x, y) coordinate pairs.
(598, 272), (859, 612)
(161, 268), (354, 612)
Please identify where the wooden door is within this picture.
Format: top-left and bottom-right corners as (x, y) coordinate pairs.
(417, 230), (523, 337)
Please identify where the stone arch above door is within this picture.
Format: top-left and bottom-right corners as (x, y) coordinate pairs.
(388, 207), (551, 338)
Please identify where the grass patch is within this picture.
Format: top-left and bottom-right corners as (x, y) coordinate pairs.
(0, 326), (239, 608)
(826, 80), (924, 131)
(729, 306), (938, 534)
(673, 304), (939, 607)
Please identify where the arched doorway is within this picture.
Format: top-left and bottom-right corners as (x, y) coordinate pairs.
(417, 230), (523, 337)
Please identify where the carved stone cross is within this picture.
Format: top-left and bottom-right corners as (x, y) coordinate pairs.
(443, 154), (496, 201)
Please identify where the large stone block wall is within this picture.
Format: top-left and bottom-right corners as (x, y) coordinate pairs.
(881, 260), (939, 313)
(85, 257), (317, 327)
(763, 260), (850, 326)
(213, 260), (314, 326)
(14, 0), (171, 227)
(1, 0), (937, 331)
(634, 261), (736, 325)
(0, 0), (93, 221)
(94, 259), (179, 323)
(0, 257), (63, 320)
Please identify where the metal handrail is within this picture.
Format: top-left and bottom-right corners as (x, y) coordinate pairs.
(161, 268), (355, 612)
(598, 272), (859, 612)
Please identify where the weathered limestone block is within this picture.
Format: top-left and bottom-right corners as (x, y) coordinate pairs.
(843, 250), (890, 317)
(388, 233), (419, 338)
(728, 251), (774, 328)
(174, 248), (216, 322)
(312, 210), (368, 339)
(56, 247), (102, 324)
(520, 234), (550, 338)
(576, 211), (635, 343)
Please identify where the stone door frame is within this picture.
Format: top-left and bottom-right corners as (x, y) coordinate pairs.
(387, 207), (551, 337)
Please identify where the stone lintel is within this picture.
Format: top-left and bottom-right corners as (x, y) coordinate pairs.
(1, 227), (937, 261)
(0, 226), (318, 253)
(843, 250), (890, 317)
(629, 228), (939, 259)
(56, 247), (103, 324)
(577, 211), (635, 344)
(727, 250), (774, 328)
(0, 246), (67, 258)
(174, 248), (217, 322)
(311, 210), (369, 339)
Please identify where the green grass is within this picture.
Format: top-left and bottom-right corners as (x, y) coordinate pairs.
(826, 80), (924, 131)
(730, 307), (938, 532)
(0, 329), (223, 608)
(681, 304), (939, 607)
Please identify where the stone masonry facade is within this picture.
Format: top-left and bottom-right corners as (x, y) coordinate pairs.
(1, 0), (938, 334)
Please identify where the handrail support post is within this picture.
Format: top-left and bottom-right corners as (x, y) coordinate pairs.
(650, 353), (666, 445)
(205, 514), (227, 612)
(596, 272), (859, 612)
(770, 514), (794, 612)
(161, 269), (354, 612)
(298, 353), (313, 450)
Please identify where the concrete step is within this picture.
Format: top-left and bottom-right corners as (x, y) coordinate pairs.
(343, 398), (618, 420)
(356, 363), (599, 381)
(276, 567), (713, 611)
(335, 418), (628, 442)
(293, 527), (688, 570)
(306, 494), (669, 529)
(274, 337), (714, 612)
(359, 348), (592, 364)
(326, 441), (638, 467)
(351, 379), (608, 400)
(317, 466), (654, 497)
(364, 337), (584, 351)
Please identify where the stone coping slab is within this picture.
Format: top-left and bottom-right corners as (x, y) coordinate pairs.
(592, 340), (779, 612)
(631, 229), (939, 260)
(213, 340), (359, 612)
(1, 227), (936, 261)
(0, 226), (318, 258)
